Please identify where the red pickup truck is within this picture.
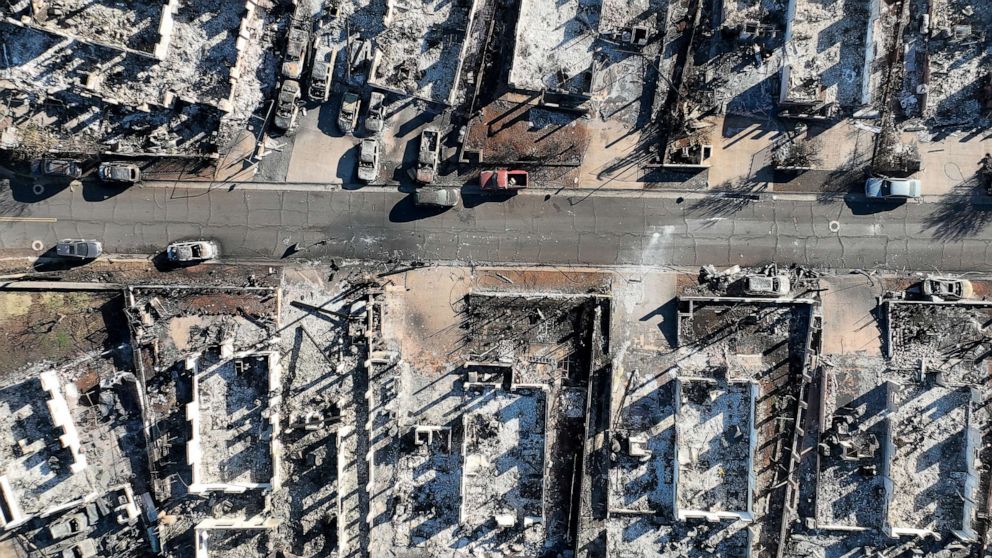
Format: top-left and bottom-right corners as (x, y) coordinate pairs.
(480, 169), (528, 191)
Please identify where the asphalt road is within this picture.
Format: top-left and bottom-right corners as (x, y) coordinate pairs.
(2, 180), (992, 271)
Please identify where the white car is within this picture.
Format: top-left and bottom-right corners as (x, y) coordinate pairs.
(414, 187), (459, 208)
(56, 239), (102, 259)
(166, 240), (218, 263)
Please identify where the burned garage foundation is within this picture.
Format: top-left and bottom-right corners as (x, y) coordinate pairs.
(674, 378), (758, 523)
(186, 345), (282, 495)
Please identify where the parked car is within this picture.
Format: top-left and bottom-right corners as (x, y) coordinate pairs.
(166, 240), (218, 263)
(97, 162), (140, 184)
(41, 159), (82, 178)
(414, 187), (459, 208)
(56, 239), (102, 259)
(921, 277), (974, 301)
(365, 91), (385, 133)
(357, 139), (380, 183)
(308, 45), (337, 102)
(274, 80), (302, 131)
(865, 177), (922, 200)
(337, 92), (360, 133)
(742, 274), (791, 297)
(481, 169), (528, 191)
(282, 28), (310, 80)
(415, 128), (440, 184)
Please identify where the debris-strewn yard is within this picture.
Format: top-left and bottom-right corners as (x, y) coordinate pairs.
(0, 291), (127, 371)
(2, 261), (992, 558)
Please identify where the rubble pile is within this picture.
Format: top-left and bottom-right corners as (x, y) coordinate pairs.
(783, 0), (871, 107)
(1, 265), (992, 557)
(922, 0), (992, 126)
(0, 0), (279, 157)
(27, 0), (164, 53)
(370, 0), (472, 105)
(675, 380), (754, 517)
(510, 0), (602, 94)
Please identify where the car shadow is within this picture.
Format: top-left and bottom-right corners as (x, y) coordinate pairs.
(459, 188), (518, 209)
(151, 252), (190, 272)
(9, 177), (71, 203)
(844, 194), (907, 215)
(388, 194), (453, 223)
(82, 181), (130, 202)
(317, 99), (348, 138)
(337, 143), (361, 189)
(32, 247), (92, 272)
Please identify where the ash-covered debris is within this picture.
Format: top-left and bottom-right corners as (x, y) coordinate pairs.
(510, 0), (602, 95)
(369, 0), (473, 105)
(4, 264), (992, 558)
(0, 337), (153, 555)
(0, 0), (280, 158)
(919, 0), (992, 127)
(788, 281), (992, 558)
(675, 379), (756, 520)
(605, 265), (818, 558)
(607, 516), (754, 557)
(694, 263), (820, 298)
(771, 133), (823, 169)
(887, 301), (992, 384)
(781, 0), (871, 108)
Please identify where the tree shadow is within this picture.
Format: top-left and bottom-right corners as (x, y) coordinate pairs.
(686, 178), (766, 218)
(923, 175), (992, 241)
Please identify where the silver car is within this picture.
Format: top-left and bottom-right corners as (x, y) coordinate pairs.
(56, 239), (102, 259)
(166, 240), (218, 263)
(414, 187), (459, 208)
(865, 177), (922, 200)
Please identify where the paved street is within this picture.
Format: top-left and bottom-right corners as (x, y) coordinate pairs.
(2, 180), (992, 271)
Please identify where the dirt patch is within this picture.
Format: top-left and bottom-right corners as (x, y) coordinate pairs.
(166, 315), (212, 352)
(0, 290), (127, 373)
(465, 100), (590, 165)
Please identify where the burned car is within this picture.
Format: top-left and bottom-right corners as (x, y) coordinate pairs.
(282, 28), (310, 80)
(274, 80), (302, 131)
(357, 139), (380, 183)
(166, 240), (218, 263)
(97, 162), (140, 184)
(41, 158), (82, 178)
(920, 277), (974, 301)
(742, 274), (791, 297)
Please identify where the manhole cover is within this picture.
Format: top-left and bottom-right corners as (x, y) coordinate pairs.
(828, 221), (840, 233)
